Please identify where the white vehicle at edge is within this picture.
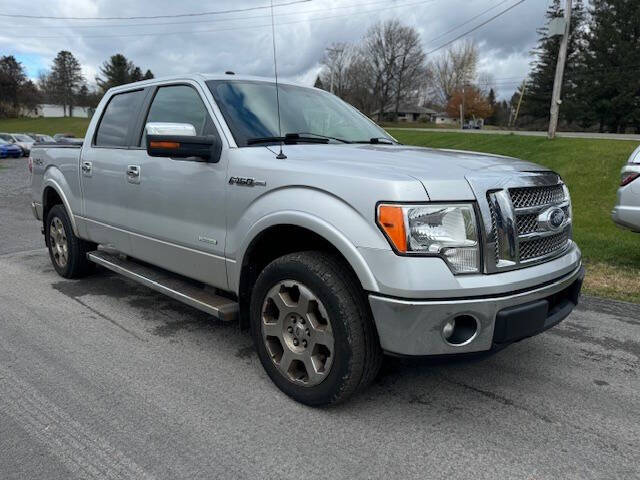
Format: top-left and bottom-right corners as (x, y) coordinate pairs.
(612, 145), (640, 232)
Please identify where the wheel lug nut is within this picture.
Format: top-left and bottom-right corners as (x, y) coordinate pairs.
(293, 338), (299, 346)
(287, 326), (293, 333)
(302, 340), (307, 348)
(300, 318), (305, 324)
(292, 318), (297, 323)
(306, 329), (310, 336)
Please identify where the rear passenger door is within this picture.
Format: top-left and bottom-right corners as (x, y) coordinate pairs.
(124, 82), (229, 289)
(81, 88), (147, 254)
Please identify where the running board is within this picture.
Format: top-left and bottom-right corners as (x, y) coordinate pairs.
(87, 250), (238, 322)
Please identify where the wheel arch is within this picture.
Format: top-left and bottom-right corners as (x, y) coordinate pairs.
(42, 179), (78, 235)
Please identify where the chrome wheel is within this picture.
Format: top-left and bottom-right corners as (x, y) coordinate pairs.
(261, 280), (334, 387)
(49, 217), (68, 268)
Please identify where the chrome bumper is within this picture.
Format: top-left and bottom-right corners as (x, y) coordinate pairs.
(31, 201), (43, 221)
(369, 263), (584, 356)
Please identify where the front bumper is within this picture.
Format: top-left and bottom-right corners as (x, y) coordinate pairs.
(369, 264), (584, 356)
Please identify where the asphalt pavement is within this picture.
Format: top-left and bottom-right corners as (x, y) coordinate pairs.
(1, 156), (639, 479)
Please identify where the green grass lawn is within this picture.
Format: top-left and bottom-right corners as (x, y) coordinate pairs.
(0, 117), (91, 138)
(393, 130), (640, 302)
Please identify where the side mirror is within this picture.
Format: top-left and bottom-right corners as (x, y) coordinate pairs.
(145, 122), (221, 163)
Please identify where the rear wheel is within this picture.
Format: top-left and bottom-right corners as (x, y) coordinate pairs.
(46, 204), (96, 278)
(250, 251), (382, 406)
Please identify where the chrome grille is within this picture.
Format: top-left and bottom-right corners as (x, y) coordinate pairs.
(520, 230), (571, 261)
(484, 180), (572, 272)
(510, 185), (565, 209)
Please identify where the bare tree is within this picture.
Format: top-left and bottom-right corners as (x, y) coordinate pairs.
(431, 40), (479, 107)
(392, 25), (426, 121)
(320, 43), (352, 97)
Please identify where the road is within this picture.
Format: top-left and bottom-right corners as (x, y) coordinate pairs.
(387, 127), (640, 142)
(1, 157), (639, 479)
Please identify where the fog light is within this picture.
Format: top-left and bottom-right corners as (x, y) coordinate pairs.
(442, 315), (479, 346)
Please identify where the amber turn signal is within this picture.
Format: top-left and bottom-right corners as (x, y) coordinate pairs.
(377, 205), (407, 253)
(150, 141), (180, 149)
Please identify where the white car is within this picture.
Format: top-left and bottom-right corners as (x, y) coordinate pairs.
(612, 146), (640, 232)
(0, 133), (34, 156)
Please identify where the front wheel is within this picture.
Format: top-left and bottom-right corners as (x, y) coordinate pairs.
(250, 251), (382, 406)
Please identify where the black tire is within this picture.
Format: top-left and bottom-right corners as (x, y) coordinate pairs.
(45, 204), (96, 278)
(250, 251), (382, 406)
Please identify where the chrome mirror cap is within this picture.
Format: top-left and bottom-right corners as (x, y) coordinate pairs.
(145, 122), (196, 137)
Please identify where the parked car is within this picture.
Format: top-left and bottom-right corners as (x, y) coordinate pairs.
(32, 134), (56, 144)
(611, 145), (640, 232)
(0, 133), (34, 156)
(0, 138), (23, 158)
(29, 74), (584, 405)
(53, 133), (77, 142)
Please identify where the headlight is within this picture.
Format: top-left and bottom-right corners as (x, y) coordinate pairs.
(377, 203), (480, 274)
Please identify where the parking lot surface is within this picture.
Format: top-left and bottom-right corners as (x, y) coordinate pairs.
(1, 157), (638, 479)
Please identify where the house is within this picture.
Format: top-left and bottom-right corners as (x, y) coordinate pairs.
(373, 104), (437, 123)
(25, 104), (93, 118)
(434, 112), (458, 126)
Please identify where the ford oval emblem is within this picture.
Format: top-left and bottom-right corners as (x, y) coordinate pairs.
(538, 207), (565, 232)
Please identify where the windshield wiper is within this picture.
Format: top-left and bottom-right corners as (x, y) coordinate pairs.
(353, 137), (395, 145)
(292, 132), (352, 143)
(247, 133), (330, 145)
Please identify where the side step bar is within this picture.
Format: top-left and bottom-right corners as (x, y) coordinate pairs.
(87, 250), (238, 322)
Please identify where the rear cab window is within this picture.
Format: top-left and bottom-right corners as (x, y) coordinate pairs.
(94, 89), (145, 147)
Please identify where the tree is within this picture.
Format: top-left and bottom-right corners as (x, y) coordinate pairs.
(96, 54), (154, 93)
(446, 86), (492, 121)
(319, 43), (352, 97)
(49, 51), (84, 116)
(0, 56), (27, 116)
(431, 40), (479, 107)
(522, 0), (585, 126)
(485, 88), (497, 125)
(391, 24), (426, 121)
(579, 0), (640, 132)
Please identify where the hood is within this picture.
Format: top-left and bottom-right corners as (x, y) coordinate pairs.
(272, 144), (548, 200)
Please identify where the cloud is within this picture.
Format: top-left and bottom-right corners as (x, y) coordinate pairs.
(0, 0), (548, 99)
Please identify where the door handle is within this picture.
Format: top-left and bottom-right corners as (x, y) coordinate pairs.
(81, 161), (92, 176)
(126, 165), (141, 184)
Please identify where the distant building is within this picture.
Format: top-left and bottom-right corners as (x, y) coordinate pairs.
(434, 112), (457, 126)
(373, 104), (437, 123)
(25, 104), (93, 118)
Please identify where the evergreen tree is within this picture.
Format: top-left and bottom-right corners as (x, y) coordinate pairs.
(0, 56), (27, 116)
(579, 0), (640, 132)
(49, 51), (84, 116)
(486, 88), (497, 125)
(522, 0), (585, 125)
(96, 54), (153, 93)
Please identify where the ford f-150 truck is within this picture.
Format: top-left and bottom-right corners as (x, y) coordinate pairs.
(30, 74), (584, 405)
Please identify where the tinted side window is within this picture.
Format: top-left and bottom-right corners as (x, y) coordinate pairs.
(95, 90), (144, 147)
(140, 85), (215, 146)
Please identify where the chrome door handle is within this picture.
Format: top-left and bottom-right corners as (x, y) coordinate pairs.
(81, 161), (92, 176)
(126, 165), (140, 184)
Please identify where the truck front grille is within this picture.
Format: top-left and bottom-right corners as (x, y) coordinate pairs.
(486, 182), (572, 272)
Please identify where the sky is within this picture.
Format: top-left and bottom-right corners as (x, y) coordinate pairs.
(0, 0), (550, 100)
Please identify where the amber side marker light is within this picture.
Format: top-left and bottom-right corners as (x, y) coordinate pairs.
(150, 141), (180, 149)
(377, 205), (407, 253)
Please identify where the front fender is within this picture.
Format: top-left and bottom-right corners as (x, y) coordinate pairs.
(229, 210), (380, 294)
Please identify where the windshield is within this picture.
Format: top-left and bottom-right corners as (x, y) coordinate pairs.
(207, 80), (393, 147)
(0, 138), (7, 145)
(15, 134), (33, 142)
(38, 135), (54, 142)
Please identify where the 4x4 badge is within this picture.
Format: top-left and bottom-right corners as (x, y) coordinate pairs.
(228, 176), (266, 187)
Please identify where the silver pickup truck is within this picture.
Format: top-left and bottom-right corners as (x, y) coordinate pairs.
(30, 74), (584, 405)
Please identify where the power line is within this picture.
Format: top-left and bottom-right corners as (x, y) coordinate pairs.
(5, 0), (439, 40)
(424, 0), (510, 44)
(426, 0), (527, 55)
(10, 0), (427, 30)
(0, 0), (312, 20)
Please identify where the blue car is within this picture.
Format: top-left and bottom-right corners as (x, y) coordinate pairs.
(0, 138), (23, 158)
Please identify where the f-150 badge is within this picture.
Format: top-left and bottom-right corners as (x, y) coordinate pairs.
(228, 177), (266, 187)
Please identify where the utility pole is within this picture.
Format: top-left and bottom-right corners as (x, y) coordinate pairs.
(512, 80), (527, 128)
(548, 0), (572, 139)
(460, 86), (465, 129)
